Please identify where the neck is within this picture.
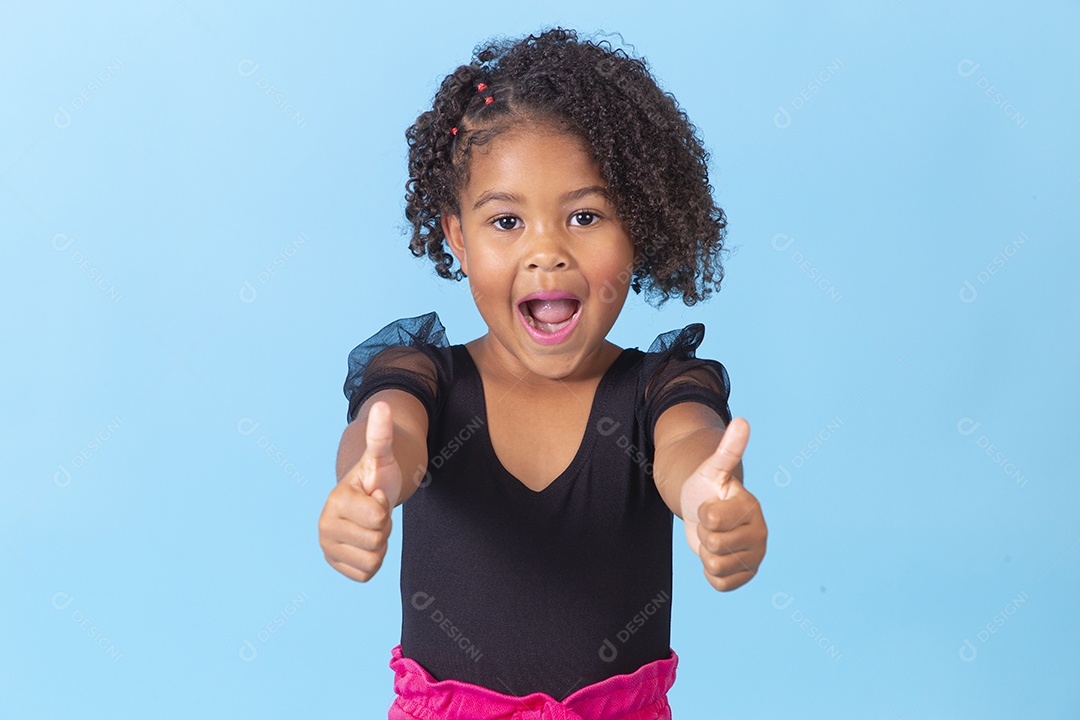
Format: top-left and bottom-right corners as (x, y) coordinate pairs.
(465, 334), (623, 390)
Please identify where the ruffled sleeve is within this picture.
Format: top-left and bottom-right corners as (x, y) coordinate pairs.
(640, 322), (733, 442)
(342, 312), (450, 424)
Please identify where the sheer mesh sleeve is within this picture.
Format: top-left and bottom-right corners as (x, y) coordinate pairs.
(342, 312), (450, 425)
(641, 322), (733, 442)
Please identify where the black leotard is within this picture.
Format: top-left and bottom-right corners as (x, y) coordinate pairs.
(343, 312), (732, 700)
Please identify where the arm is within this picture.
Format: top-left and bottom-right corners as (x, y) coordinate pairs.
(653, 402), (765, 592)
(652, 402), (740, 519)
(335, 388), (429, 509)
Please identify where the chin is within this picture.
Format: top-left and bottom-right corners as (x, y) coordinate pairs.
(518, 337), (606, 381)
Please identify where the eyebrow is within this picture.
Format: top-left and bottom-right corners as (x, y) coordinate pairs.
(471, 185), (610, 212)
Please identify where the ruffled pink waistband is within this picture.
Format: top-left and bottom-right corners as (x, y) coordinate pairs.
(387, 644), (678, 720)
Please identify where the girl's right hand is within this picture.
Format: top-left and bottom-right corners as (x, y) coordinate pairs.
(318, 402), (401, 582)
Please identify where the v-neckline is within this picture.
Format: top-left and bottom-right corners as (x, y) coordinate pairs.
(456, 345), (631, 495)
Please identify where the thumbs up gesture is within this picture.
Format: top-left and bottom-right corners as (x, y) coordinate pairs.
(319, 401), (401, 582)
(678, 418), (767, 591)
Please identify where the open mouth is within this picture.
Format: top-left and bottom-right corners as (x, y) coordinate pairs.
(516, 295), (583, 345)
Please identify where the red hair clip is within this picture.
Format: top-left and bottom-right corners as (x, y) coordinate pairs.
(451, 127), (458, 135)
(484, 96), (494, 105)
(476, 82), (488, 92)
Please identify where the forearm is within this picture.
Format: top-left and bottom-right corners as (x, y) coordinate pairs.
(335, 390), (429, 508)
(653, 425), (727, 520)
(652, 400), (744, 519)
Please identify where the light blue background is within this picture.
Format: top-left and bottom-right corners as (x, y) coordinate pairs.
(3, 1), (1078, 718)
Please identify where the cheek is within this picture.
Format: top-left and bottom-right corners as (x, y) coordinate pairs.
(464, 255), (514, 304)
(470, 253), (511, 282)
(591, 247), (636, 287)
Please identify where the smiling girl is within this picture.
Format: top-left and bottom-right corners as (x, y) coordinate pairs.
(318, 27), (767, 719)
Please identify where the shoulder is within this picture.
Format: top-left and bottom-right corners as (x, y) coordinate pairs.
(346, 311), (450, 369)
(639, 322), (726, 390)
(343, 311), (453, 423)
(634, 321), (733, 432)
(348, 311), (449, 356)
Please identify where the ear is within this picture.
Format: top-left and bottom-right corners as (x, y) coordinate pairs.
(441, 213), (469, 276)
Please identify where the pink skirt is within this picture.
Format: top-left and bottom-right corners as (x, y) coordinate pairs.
(387, 644), (678, 720)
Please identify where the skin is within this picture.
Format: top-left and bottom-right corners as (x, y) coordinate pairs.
(442, 121), (636, 388)
(319, 118), (767, 591)
(439, 122), (639, 492)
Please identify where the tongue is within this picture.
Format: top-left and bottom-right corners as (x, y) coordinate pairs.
(527, 298), (578, 324)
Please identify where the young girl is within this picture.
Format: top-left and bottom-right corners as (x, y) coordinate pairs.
(319, 27), (767, 719)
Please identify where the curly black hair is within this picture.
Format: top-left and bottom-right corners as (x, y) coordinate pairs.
(403, 26), (729, 306)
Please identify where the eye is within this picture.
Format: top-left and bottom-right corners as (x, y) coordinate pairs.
(492, 215), (521, 231)
(571, 211), (599, 226)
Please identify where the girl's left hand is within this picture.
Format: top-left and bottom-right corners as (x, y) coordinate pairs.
(679, 418), (767, 592)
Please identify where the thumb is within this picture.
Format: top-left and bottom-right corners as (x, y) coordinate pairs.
(359, 401), (395, 495)
(679, 418), (749, 523)
(680, 473), (726, 526)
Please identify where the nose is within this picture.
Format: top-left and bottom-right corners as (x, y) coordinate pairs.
(522, 229), (571, 272)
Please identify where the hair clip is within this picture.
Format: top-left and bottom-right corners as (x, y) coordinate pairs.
(451, 127), (458, 135)
(477, 83), (488, 93)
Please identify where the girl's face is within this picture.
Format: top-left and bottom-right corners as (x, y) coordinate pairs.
(442, 123), (637, 382)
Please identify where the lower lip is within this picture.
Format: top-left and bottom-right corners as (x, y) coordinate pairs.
(517, 303), (582, 346)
